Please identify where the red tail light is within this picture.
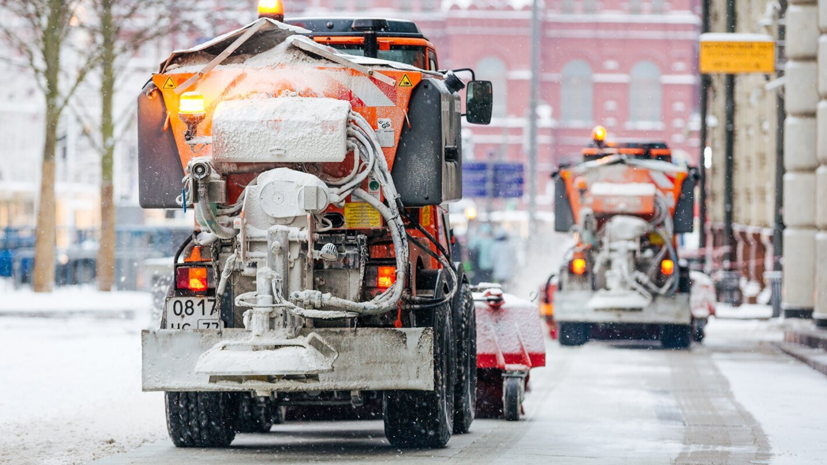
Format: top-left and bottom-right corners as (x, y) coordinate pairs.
(570, 258), (587, 276)
(176, 267), (210, 293)
(370, 244), (395, 259)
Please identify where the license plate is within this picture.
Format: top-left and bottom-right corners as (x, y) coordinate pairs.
(165, 297), (222, 329)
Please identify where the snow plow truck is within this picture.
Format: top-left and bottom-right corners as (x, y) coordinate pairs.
(552, 127), (700, 349)
(138, 6), (492, 448)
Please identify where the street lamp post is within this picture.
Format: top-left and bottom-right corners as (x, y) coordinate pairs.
(528, 0), (541, 237)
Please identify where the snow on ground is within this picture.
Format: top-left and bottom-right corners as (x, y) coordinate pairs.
(715, 303), (774, 320)
(0, 283), (152, 320)
(706, 318), (827, 464)
(0, 296), (165, 465)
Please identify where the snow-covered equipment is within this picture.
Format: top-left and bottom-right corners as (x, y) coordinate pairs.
(552, 127), (702, 349)
(472, 285), (546, 421)
(137, 13), (493, 449)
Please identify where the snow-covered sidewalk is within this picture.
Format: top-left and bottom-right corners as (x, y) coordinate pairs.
(0, 316), (166, 465)
(0, 286), (152, 320)
(715, 303), (774, 320)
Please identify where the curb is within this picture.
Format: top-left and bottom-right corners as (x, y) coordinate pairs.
(775, 341), (827, 377)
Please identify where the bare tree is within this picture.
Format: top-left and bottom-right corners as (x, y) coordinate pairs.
(0, 0), (99, 293)
(82, 0), (184, 291)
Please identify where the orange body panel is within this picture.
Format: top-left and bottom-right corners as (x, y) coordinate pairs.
(153, 67), (421, 175)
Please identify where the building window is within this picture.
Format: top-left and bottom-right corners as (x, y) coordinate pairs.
(583, 0), (597, 13)
(476, 56), (508, 118)
(561, 60), (593, 123)
(629, 0), (642, 13)
(332, 0), (347, 10)
(356, 0), (371, 9)
(422, 0), (438, 11)
(652, 0), (665, 13)
(629, 61), (662, 123)
(561, 0), (574, 14)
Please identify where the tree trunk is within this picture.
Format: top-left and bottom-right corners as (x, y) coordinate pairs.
(96, 0), (116, 292)
(97, 182), (116, 291)
(32, 0), (66, 293)
(32, 137), (57, 293)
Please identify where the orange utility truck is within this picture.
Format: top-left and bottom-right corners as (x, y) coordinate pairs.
(138, 3), (492, 448)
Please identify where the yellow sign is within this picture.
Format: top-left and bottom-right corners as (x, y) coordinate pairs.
(399, 74), (413, 87)
(699, 34), (775, 74)
(344, 203), (382, 229)
(162, 77), (176, 90)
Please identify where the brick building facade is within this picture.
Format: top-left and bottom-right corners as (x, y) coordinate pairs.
(299, 0), (702, 209)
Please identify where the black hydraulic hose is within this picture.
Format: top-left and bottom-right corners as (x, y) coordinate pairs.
(173, 234), (195, 265)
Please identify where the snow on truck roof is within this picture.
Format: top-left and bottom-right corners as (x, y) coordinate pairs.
(160, 18), (431, 76)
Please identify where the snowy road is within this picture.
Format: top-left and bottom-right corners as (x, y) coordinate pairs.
(3, 315), (827, 465)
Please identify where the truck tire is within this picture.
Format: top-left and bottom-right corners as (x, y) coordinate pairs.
(452, 282), (477, 434)
(503, 376), (522, 421)
(559, 322), (589, 346)
(166, 392), (238, 448)
(236, 395), (284, 433)
(661, 325), (692, 350)
(384, 303), (454, 448)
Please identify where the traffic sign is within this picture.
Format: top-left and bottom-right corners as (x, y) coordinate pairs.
(699, 33), (775, 74)
(462, 162), (525, 199)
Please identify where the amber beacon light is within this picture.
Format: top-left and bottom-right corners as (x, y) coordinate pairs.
(258, 0), (285, 21)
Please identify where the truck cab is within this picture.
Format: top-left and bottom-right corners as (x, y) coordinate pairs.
(286, 18), (439, 71)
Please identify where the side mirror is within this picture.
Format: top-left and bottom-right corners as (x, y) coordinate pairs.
(466, 80), (493, 125)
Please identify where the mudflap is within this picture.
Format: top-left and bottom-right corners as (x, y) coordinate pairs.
(143, 327), (434, 393)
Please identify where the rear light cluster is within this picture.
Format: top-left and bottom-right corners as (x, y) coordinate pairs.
(570, 257), (587, 276)
(366, 266), (397, 289)
(369, 244), (395, 259)
(176, 267), (214, 293)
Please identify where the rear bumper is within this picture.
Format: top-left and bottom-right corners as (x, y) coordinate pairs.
(142, 327), (433, 393)
(554, 290), (691, 325)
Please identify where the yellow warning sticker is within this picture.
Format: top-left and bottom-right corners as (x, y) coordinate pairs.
(344, 203), (382, 229)
(420, 205), (432, 227)
(162, 77), (176, 90)
(399, 74), (413, 88)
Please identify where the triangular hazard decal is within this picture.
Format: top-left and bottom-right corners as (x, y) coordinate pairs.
(399, 74), (413, 88)
(162, 77), (176, 90)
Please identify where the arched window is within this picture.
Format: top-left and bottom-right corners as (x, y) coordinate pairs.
(561, 60), (593, 123)
(476, 56), (508, 118)
(629, 61), (662, 123)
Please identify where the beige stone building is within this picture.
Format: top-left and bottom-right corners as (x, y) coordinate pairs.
(706, 0), (784, 301)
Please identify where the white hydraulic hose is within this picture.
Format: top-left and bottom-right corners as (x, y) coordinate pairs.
(290, 111), (409, 316)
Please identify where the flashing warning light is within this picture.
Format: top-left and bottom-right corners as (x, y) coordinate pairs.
(661, 259), (675, 276)
(377, 266), (396, 289)
(465, 207), (478, 221)
(570, 258), (587, 276)
(179, 91), (205, 115)
(258, 0), (285, 21)
(177, 267), (209, 292)
(574, 176), (588, 191)
(592, 125), (607, 142)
